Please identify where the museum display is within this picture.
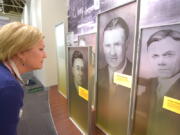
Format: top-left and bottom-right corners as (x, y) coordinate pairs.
(77, 33), (97, 134)
(66, 0), (180, 135)
(134, 23), (180, 135)
(67, 46), (89, 134)
(96, 1), (137, 135)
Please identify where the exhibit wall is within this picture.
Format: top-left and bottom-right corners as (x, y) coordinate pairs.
(67, 0), (180, 135)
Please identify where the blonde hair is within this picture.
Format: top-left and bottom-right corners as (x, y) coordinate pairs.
(0, 22), (44, 61)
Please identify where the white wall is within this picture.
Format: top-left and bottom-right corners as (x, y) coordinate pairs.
(25, 0), (45, 85)
(27, 0), (68, 87)
(41, 0), (68, 87)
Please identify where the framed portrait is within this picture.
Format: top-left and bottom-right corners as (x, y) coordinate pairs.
(67, 46), (89, 134)
(96, 2), (137, 135)
(134, 23), (180, 135)
(54, 23), (67, 97)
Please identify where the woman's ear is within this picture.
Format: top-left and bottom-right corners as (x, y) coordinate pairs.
(16, 52), (24, 60)
(16, 52), (26, 66)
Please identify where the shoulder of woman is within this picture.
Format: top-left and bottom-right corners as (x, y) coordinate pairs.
(0, 64), (22, 87)
(0, 73), (23, 98)
(0, 80), (23, 96)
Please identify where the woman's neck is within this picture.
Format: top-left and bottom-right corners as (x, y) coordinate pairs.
(7, 57), (28, 75)
(3, 58), (25, 84)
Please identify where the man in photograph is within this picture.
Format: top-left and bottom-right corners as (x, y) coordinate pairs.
(146, 29), (180, 135)
(97, 17), (132, 135)
(71, 50), (85, 93)
(102, 17), (132, 89)
(70, 50), (88, 132)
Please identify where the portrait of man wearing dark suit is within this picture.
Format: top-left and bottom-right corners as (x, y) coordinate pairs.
(71, 50), (85, 93)
(96, 17), (132, 135)
(69, 49), (88, 133)
(145, 29), (180, 135)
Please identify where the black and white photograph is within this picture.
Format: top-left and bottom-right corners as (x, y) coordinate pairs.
(78, 33), (96, 47)
(96, 2), (136, 135)
(68, 0), (100, 36)
(140, 0), (180, 26)
(69, 48), (88, 93)
(134, 24), (180, 135)
(68, 47), (89, 134)
(100, 0), (135, 11)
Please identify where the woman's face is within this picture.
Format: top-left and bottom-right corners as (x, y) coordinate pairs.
(21, 40), (47, 71)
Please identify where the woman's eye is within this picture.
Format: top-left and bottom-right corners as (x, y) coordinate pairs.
(39, 48), (44, 51)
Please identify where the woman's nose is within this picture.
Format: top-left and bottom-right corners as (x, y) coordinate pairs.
(43, 52), (47, 58)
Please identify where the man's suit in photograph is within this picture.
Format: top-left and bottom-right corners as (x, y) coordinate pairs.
(96, 60), (132, 135)
(147, 78), (180, 135)
(135, 77), (180, 135)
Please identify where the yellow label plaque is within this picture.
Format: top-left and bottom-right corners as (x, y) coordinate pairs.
(163, 96), (180, 114)
(113, 72), (132, 88)
(78, 86), (88, 101)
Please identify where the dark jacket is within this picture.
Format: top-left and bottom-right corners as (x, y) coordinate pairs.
(0, 62), (24, 135)
(96, 60), (132, 135)
(147, 78), (180, 135)
(135, 77), (180, 135)
(68, 73), (88, 133)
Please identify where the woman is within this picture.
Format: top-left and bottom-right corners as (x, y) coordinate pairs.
(0, 22), (46, 135)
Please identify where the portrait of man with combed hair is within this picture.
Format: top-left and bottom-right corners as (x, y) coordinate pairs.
(134, 25), (180, 135)
(96, 2), (136, 135)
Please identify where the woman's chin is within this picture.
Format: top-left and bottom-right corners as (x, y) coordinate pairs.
(33, 65), (43, 70)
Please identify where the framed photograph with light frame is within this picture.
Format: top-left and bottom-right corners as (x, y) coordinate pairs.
(134, 23), (180, 135)
(95, 1), (137, 135)
(67, 46), (90, 134)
